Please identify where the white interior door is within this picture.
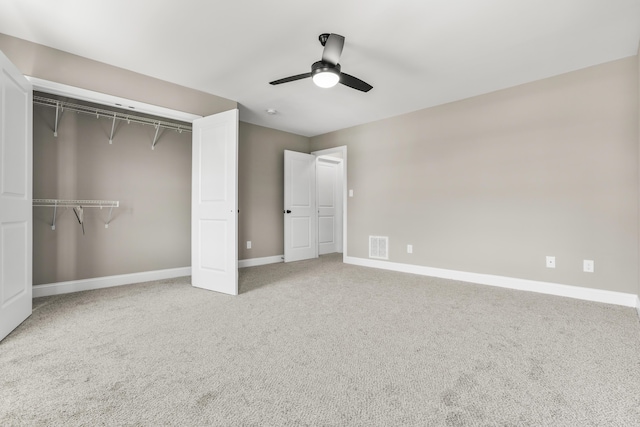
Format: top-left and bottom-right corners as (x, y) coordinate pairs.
(284, 150), (317, 262)
(192, 109), (238, 295)
(0, 51), (32, 342)
(317, 156), (343, 255)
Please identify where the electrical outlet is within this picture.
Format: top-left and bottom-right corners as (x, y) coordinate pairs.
(546, 256), (555, 268)
(247, 241), (252, 249)
(349, 189), (354, 197)
(583, 260), (594, 273)
(407, 244), (413, 254)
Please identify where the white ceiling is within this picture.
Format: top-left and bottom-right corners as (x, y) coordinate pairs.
(1, 0), (639, 137)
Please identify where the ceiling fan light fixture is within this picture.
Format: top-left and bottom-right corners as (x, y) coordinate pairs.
(311, 61), (341, 88)
(312, 70), (340, 88)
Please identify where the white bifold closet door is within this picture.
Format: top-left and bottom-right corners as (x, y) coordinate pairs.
(191, 109), (239, 295)
(0, 50), (32, 342)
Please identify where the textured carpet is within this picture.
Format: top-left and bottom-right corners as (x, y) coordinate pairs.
(1, 254), (640, 426)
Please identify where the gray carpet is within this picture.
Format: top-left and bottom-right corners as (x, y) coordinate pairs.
(2, 254), (640, 426)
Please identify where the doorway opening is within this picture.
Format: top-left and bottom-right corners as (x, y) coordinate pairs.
(283, 146), (347, 263)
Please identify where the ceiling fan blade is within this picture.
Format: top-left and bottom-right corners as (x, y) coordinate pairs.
(339, 72), (373, 92)
(321, 33), (345, 66)
(269, 73), (311, 85)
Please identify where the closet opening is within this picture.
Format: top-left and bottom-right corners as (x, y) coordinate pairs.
(30, 79), (200, 296)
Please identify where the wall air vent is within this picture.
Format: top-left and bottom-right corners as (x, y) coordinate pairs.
(369, 236), (389, 260)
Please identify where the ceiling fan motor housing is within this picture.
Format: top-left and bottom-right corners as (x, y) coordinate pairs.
(311, 61), (340, 76)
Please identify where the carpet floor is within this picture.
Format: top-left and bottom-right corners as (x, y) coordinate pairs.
(1, 254), (640, 426)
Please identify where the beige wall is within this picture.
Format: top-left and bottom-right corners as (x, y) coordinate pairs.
(238, 122), (310, 260)
(312, 57), (639, 294)
(0, 33), (236, 116)
(33, 103), (192, 284)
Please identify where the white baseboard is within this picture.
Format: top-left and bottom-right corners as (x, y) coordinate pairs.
(345, 256), (638, 308)
(33, 267), (191, 298)
(239, 255), (284, 268)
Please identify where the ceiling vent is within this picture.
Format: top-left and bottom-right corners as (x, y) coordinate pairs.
(369, 236), (389, 260)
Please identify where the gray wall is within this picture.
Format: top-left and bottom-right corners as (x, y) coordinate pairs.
(238, 122), (310, 260)
(33, 103), (192, 284)
(312, 57), (639, 294)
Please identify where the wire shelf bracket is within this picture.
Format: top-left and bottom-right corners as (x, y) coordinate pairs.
(152, 122), (160, 150)
(53, 101), (63, 137)
(109, 113), (116, 144)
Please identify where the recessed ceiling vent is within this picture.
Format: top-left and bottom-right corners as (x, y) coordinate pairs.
(369, 236), (389, 260)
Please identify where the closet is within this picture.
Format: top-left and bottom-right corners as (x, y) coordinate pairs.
(32, 91), (193, 286)
(1, 49), (239, 343)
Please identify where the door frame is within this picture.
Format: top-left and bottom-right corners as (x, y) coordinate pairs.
(311, 146), (347, 262)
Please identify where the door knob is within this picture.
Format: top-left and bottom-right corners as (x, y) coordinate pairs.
(284, 210), (292, 214)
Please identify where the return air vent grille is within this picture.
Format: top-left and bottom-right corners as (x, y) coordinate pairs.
(369, 236), (389, 260)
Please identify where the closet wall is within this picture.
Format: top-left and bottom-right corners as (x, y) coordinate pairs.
(33, 102), (191, 284)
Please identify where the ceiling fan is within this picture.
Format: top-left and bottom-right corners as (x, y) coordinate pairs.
(269, 33), (373, 92)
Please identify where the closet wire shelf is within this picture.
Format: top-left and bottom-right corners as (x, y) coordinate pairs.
(33, 199), (120, 231)
(33, 95), (192, 148)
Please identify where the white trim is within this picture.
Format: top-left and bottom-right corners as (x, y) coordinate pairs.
(32, 267), (191, 298)
(311, 146), (347, 263)
(345, 256), (638, 308)
(26, 77), (202, 123)
(239, 255), (284, 268)
(636, 296), (640, 320)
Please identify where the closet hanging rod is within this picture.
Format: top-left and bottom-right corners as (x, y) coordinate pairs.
(33, 96), (192, 134)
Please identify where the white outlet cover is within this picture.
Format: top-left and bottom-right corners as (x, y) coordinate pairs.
(546, 256), (555, 268)
(583, 260), (594, 273)
(407, 244), (413, 254)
